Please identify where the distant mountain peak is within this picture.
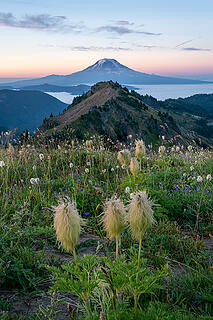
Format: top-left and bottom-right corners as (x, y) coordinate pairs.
(1, 58), (211, 88)
(84, 58), (130, 73)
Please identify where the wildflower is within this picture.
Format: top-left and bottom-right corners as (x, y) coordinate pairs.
(188, 145), (193, 152)
(83, 212), (90, 217)
(102, 169), (106, 173)
(130, 157), (139, 176)
(30, 178), (40, 185)
(102, 197), (126, 261)
(125, 186), (130, 194)
(128, 191), (155, 241)
(128, 191), (155, 268)
(102, 199), (126, 237)
(197, 176), (203, 183)
(121, 164), (126, 169)
(162, 136), (165, 140)
(86, 162), (91, 166)
(85, 140), (92, 148)
(85, 168), (89, 173)
(54, 201), (84, 252)
(0, 161), (5, 167)
(116, 165), (119, 169)
(171, 147), (175, 152)
(111, 168), (114, 172)
(69, 163), (73, 168)
(207, 174), (212, 181)
(58, 145), (61, 150)
(8, 143), (14, 154)
(39, 153), (44, 160)
(176, 146), (180, 152)
(135, 140), (146, 159)
(117, 149), (131, 166)
(190, 166), (194, 171)
(158, 145), (166, 155)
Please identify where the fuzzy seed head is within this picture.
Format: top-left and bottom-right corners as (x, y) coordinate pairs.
(8, 143), (14, 154)
(158, 145), (166, 155)
(135, 140), (146, 159)
(102, 198), (126, 239)
(130, 157), (139, 175)
(54, 201), (84, 252)
(128, 191), (155, 240)
(85, 140), (93, 148)
(187, 145), (193, 152)
(117, 149), (130, 166)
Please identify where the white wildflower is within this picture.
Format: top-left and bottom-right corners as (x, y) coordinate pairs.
(39, 153), (44, 160)
(30, 178), (40, 185)
(0, 161), (5, 167)
(125, 187), (130, 194)
(207, 174), (212, 181)
(197, 176), (203, 183)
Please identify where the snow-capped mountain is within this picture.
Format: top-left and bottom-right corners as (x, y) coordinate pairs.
(0, 58), (210, 88)
(84, 58), (131, 73)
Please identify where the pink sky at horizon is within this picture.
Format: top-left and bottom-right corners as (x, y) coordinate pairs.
(1, 52), (213, 78)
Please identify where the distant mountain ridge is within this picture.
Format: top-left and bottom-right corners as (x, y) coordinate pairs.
(0, 59), (211, 88)
(0, 82), (138, 95)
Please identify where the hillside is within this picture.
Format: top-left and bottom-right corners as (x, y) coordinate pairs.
(0, 90), (67, 133)
(40, 81), (213, 147)
(183, 93), (213, 114)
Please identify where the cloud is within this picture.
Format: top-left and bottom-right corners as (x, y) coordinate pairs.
(115, 20), (134, 26)
(175, 39), (195, 48)
(182, 47), (211, 51)
(0, 12), (84, 32)
(96, 25), (161, 36)
(59, 45), (132, 51)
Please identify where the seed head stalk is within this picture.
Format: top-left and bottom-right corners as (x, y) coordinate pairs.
(194, 180), (209, 237)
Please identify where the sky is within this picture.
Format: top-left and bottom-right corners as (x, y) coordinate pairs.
(0, 0), (213, 78)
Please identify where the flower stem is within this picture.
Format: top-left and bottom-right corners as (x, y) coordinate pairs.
(72, 247), (79, 269)
(116, 235), (119, 262)
(138, 235), (142, 269)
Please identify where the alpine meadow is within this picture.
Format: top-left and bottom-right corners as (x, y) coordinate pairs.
(0, 0), (213, 319)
